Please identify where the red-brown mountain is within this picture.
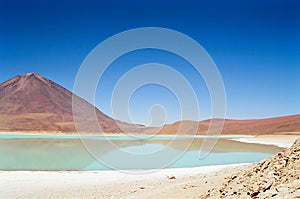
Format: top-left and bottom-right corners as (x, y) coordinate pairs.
(0, 73), (122, 133)
(145, 114), (300, 135)
(0, 73), (299, 135)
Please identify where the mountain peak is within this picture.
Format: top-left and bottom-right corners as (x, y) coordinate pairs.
(0, 73), (123, 133)
(23, 72), (45, 80)
(24, 72), (35, 76)
(21, 72), (52, 86)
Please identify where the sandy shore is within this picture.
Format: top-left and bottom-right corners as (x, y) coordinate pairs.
(0, 164), (250, 199)
(230, 134), (300, 148)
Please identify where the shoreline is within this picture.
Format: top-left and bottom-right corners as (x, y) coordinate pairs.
(1, 132), (299, 148)
(0, 163), (249, 199)
(0, 131), (254, 136)
(230, 134), (300, 148)
(1, 131), (298, 137)
(0, 132), (255, 139)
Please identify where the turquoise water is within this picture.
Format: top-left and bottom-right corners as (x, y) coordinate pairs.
(85, 144), (272, 170)
(0, 134), (246, 139)
(0, 136), (282, 171)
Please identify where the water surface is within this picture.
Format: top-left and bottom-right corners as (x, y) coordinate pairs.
(0, 135), (283, 170)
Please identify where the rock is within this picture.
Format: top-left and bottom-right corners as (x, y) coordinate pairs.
(200, 139), (300, 199)
(166, 175), (176, 180)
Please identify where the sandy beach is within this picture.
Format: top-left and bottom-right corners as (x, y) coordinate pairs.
(0, 134), (299, 199)
(0, 164), (250, 199)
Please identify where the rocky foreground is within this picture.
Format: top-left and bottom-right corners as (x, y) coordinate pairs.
(202, 139), (300, 198)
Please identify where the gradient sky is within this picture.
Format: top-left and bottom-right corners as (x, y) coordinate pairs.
(0, 0), (299, 125)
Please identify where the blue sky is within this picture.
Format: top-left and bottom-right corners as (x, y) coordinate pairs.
(0, 0), (299, 125)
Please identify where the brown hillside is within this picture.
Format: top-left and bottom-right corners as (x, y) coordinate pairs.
(0, 73), (299, 135)
(0, 73), (122, 133)
(147, 114), (300, 135)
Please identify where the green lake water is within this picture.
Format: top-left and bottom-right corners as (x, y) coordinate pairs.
(0, 135), (283, 170)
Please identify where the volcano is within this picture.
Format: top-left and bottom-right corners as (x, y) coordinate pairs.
(0, 73), (122, 133)
(0, 73), (299, 135)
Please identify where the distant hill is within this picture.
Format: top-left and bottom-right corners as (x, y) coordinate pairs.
(0, 73), (122, 133)
(145, 114), (300, 135)
(0, 73), (299, 135)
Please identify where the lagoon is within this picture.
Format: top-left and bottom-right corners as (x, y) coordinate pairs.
(0, 135), (283, 171)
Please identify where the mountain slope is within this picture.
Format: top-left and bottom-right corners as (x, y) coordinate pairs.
(143, 114), (300, 135)
(0, 73), (299, 134)
(0, 73), (122, 133)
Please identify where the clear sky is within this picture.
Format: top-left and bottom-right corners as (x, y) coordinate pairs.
(0, 0), (299, 125)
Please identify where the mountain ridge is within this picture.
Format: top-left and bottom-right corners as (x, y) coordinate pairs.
(146, 114), (300, 135)
(0, 73), (299, 135)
